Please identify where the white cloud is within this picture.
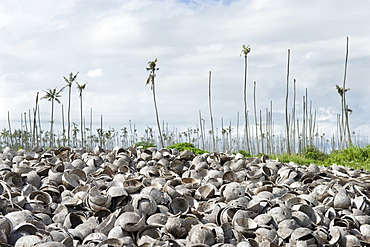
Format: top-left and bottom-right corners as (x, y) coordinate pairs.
(87, 68), (104, 78)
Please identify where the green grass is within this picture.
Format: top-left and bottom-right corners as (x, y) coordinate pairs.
(237, 145), (370, 171)
(323, 145), (370, 170)
(135, 141), (156, 149)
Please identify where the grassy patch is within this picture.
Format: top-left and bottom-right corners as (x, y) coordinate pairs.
(235, 145), (370, 171)
(323, 145), (370, 170)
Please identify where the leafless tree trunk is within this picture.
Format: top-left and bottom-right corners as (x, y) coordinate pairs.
(285, 49), (291, 154)
(342, 37), (352, 146)
(208, 71), (216, 151)
(253, 81), (259, 154)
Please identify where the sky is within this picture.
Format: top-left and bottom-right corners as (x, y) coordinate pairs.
(0, 0), (369, 145)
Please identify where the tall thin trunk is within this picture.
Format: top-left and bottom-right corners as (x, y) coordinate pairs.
(100, 114), (103, 147)
(302, 95), (306, 153)
(38, 106), (41, 147)
(50, 98), (55, 148)
(7, 111), (13, 147)
(260, 110), (264, 154)
(90, 108), (93, 150)
(208, 71), (216, 151)
(253, 81), (259, 154)
(292, 79), (296, 153)
(199, 110), (205, 150)
(285, 49), (291, 154)
(298, 119), (301, 153)
(151, 78), (164, 148)
(305, 89), (308, 150)
(236, 111), (239, 151)
(343, 36), (352, 146)
(80, 93), (84, 147)
(243, 54), (250, 153)
(62, 104), (65, 146)
(32, 92), (39, 147)
(67, 85), (71, 147)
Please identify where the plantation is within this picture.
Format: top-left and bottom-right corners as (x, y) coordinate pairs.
(0, 38), (368, 172)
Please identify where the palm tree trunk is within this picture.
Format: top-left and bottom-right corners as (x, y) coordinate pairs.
(285, 49), (291, 154)
(61, 104), (65, 146)
(343, 36), (352, 146)
(32, 92), (39, 147)
(80, 94), (84, 147)
(151, 79), (164, 148)
(50, 98), (54, 148)
(7, 111), (13, 147)
(291, 79), (296, 153)
(208, 71), (216, 151)
(253, 81), (259, 154)
(236, 111), (239, 151)
(243, 55), (250, 153)
(68, 86), (71, 147)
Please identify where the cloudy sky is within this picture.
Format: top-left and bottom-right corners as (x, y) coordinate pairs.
(0, 0), (369, 145)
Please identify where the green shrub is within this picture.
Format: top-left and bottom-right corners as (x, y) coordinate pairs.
(135, 141), (156, 149)
(304, 146), (328, 161)
(237, 150), (251, 157)
(167, 143), (208, 155)
(324, 145), (370, 170)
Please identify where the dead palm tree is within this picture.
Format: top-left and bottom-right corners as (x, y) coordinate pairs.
(76, 81), (88, 147)
(63, 72), (79, 146)
(285, 49), (291, 154)
(241, 44), (251, 153)
(342, 36), (352, 146)
(41, 87), (64, 147)
(146, 58), (164, 148)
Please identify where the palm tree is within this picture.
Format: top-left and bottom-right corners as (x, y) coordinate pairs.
(41, 87), (64, 147)
(146, 58), (164, 148)
(63, 72), (79, 146)
(76, 81), (88, 147)
(241, 45), (251, 153)
(342, 37), (352, 146)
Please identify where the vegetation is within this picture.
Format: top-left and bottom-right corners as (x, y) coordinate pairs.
(167, 143), (208, 155)
(0, 37), (367, 176)
(135, 141), (156, 149)
(323, 145), (370, 170)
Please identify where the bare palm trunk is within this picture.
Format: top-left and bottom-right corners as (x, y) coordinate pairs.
(62, 104), (65, 146)
(80, 94), (84, 147)
(236, 111), (239, 151)
(291, 79), (296, 153)
(343, 37), (352, 146)
(151, 80), (164, 148)
(50, 98), (54, 148)
(67, 85), (71, 147)
(253, 81), (259, 154)
(243, 55), (250, 153)
(199, 110), (205, 150)
(285, 49), (291, 154)
(32, 92), (39, 147)
(7, 111), (13, 147)
(208, 71), (216, 151)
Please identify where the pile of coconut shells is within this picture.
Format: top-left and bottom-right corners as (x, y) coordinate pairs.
(1, 145), (370, 246)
